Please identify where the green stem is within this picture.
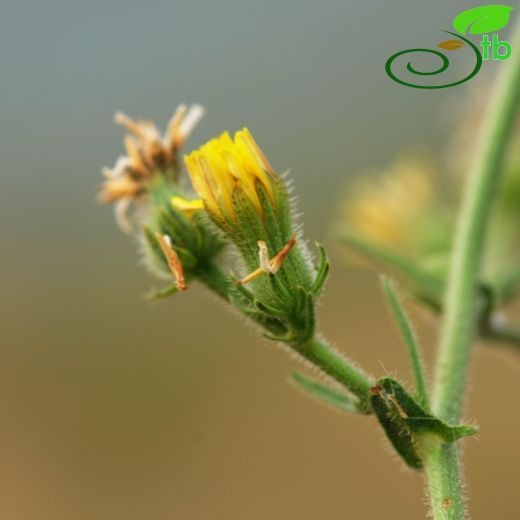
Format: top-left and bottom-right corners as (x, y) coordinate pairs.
(420, 437), (465, 519)
(298, 336), (374, 410)
(196, 263), (374, 408)
(433, 40), (520, 423)
(422, 20), (520, 520)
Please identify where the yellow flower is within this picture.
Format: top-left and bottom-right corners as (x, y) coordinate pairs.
(184, 128), (275, 220)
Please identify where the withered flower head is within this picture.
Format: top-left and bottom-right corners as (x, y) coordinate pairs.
(99, 104), (204, 233)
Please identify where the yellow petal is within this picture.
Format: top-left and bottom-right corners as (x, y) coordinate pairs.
(171, 196), (205, 213)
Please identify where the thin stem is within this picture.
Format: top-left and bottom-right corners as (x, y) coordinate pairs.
(195, 263), (375, 408)
(298, 336), (374, 410)
(422, 19), (520, 520)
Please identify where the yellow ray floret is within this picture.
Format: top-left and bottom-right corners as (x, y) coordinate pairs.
(171, 196), (205, 214)
(184, 128), (275, 220)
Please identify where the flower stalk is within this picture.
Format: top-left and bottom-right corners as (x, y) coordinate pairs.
(182, 128), (374, 404)
(297, 336), (373, 410)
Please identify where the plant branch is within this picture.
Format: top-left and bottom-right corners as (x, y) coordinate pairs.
(297, 336), (374, 411)
(422, 18), (520, 520)
(432, 26), (520, 423)
(196, 264), (375, 408)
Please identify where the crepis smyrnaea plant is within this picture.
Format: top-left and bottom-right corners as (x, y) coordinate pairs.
(98, 23), (520, 515)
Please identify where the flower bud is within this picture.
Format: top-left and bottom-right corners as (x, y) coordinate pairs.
(183, 128), (329, 343)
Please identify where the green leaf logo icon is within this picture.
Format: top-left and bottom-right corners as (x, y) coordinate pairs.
(453, 5), (514, 35)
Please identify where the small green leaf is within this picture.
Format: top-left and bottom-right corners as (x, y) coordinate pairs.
(291, 372), (362, 414)
(370, 378), (478, 469)
(229, 278), (256, 303)
(371, 387), (423, 469)
(453, 5), (514, 35)
(263, 331), (297, 343)
(294, 287), (316, 343)
(228, 291), (287, 336)
(254, 298), (287, 317)
(310, 243), (330, 296)
(380, 276), (429, 409)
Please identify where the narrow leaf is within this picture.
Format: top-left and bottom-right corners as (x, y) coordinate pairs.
(310, 243), (330, 296)
(254, 298), (287, 317)
(291, 372), (361, 414)
(370, 386), (423, 469)
(381, 276), (429, 409)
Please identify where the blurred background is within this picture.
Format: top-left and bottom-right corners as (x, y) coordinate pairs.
(1, 0), (519, 518)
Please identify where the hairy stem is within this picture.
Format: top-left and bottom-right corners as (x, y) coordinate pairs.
(196, 263), (374, 408)
(298, 336), (374, 410)
(421, 437), (464, 519)
(432, 37), (520, 423)
(422, 19), (520, 520)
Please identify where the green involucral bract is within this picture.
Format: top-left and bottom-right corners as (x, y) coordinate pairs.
(218, 177), (330, 345)
(142, 174), (225, 295)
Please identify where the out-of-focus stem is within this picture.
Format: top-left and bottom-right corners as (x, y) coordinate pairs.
(422, 17), (520, 520)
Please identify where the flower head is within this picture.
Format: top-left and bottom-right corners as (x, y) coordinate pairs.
(98, 104), (225, 296)
(180, 128), (329, 344)
(184, 128), (276, 222)
(99, 104), (204, 233)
